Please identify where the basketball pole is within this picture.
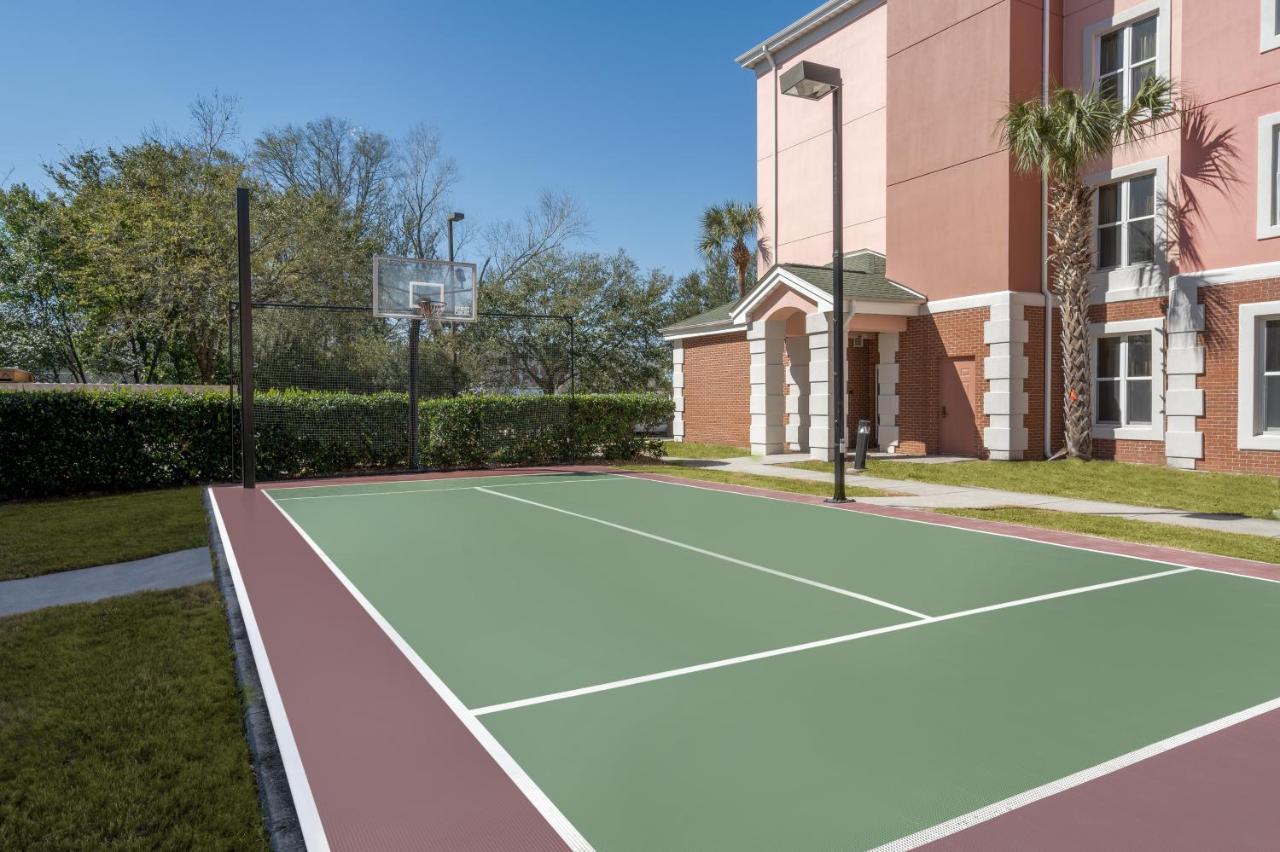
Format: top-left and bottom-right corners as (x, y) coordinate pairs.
(408, 318), (420, 470)
(236, 188), (256, 489)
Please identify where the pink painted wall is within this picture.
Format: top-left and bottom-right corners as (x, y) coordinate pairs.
(754, 2), (888, 271)
(749, 286), (819, 323)
(885, 0), (1046, 301)
(1176, 0), (1280, 270)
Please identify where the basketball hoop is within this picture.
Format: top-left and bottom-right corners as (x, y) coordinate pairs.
(418, 299), (445, 333)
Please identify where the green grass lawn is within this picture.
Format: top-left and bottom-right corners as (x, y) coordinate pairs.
(0, 584), (267, 850)
(938, 507), (1280, 566)
(620, 462), (889, 499)
(659, 440), (749, 459)
(0, 487), (209, 581)
(786, 458), (1280, 519)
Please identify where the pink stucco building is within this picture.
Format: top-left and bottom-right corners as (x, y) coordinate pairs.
(664, 0), (1280, 475)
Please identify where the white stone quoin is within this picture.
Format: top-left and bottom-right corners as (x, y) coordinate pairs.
(806, 312), (835, 461)
(876, 332), (900, 452)
(982, 293), (1030, 460)
(784, 335), (811, 451)
(670, 341), (685, 442)
(748, 320), (786, 455)
(1164, 277), (1205, 469)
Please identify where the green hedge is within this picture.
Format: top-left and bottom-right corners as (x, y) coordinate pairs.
(0, 389), (672, 499)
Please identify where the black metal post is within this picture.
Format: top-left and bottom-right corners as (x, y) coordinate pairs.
(829, 87), (848, 503)
(569, 315), (577, 464)
(236, 188), (255, 488)
(408, 320), (420, 469)
(448, 218), (459, 397)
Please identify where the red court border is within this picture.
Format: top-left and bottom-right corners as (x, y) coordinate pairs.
(211, 466), (1280, 850)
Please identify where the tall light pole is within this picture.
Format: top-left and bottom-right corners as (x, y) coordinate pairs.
(779, 61), (848, 503)
(447, 212), (465, 397)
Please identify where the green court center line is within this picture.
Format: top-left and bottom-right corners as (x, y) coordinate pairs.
(470, 565), (1196, 716)
(474, 485), (932, 620)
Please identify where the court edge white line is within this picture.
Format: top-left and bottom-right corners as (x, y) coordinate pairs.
(617, 473), (1280, 583)
(261, 490), (593, 852)
(208, 490), (331, 852)
(475, 486), (931, 620)
(271, 475), (619, 502)
(472, 566), (1194, 717)
(267, 470), (609, 494)
(870, 692), (1280, 852)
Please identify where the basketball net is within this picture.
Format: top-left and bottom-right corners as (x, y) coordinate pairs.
(418, 299), (445, 333)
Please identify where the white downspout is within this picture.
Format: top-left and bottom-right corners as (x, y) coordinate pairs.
(1040, 0), (1053, 458)
(764, 47), (780, 260)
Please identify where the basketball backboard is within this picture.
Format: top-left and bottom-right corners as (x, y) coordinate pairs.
(373, 256), (478, 321)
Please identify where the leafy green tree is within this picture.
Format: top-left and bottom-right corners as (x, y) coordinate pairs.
(698, 202), (771, 300)
(666, 251), (739, 323)
(999, 78), (1175, 459)
(0, 185), (88, 380)
(471, 249), (671, 394)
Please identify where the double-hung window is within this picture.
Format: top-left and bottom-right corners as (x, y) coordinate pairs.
(1264, 319), (1280, 431)
(1098, 15), (1157, 105)
(1097, 173), (1157, 269)
(1264, 0), (1280, 53)
(1095, 334), (1153, 427)
(1261, 113), (1280, 240)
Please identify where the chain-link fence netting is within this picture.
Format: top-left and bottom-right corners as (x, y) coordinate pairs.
(230, 302), (584, 482)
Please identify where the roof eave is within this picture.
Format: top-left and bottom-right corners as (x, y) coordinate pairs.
(735, 0), (876, 69)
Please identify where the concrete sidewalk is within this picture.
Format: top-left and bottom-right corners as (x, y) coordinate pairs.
(675, 457), (1280, 540)
(0, 547), (212, 617)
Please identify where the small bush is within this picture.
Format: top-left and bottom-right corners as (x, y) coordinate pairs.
(0, 388), (672, 498)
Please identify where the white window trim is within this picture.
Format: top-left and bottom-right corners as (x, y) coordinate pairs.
(1086, 157), (1169, 301)
(1258, 112), (1280, 240)
(1089, 317), (1165, 441)
(1082, 0), (1171, 95)
(1264, 0), (1280, 53)
(1237, 299), (1280, 451)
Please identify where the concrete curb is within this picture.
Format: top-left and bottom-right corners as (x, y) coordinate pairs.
(204, 489), (306, 852)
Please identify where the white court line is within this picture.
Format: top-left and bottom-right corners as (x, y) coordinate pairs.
(263, 491), (593, 851)
(208, 490), (332, 852)
(870, 693), (1280, 851)
(616, 472), (1280, 582)
(471, 566), (1194, 716)
(271, 475), (619, 502)
(475, 486), (931, 620)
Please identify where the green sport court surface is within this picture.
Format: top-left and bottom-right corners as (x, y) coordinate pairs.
(219, 470), (1280, 850)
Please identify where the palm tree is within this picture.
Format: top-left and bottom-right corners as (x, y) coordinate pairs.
(999, 77), (1175, 460)
(698, 202), (772, 300)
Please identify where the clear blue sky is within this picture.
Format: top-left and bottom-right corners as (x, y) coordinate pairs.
(0, 0), (815, 277)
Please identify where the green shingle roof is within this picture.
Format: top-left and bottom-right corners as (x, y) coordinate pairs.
(662, 251), (921, 335)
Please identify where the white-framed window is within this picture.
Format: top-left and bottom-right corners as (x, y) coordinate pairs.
(1097, 15), (1158, 105)
(1096, 173), (1157, 270)
(1238, 300), (1280, 450)
(1083, 1), (1170, 101)
(1087, 157), (1168, 301)
(1259, 112), (1280, 240)
(1264, 0), (1280, 53)
(1090, 318), (1164, 440)
(1094, 334), (1153, 426)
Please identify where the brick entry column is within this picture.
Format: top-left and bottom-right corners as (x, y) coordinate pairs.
(983, 293), (1029, 460)
(785, 335), (810, 451)
(748, 320), (785, 455)
(670, 341), (685, 442)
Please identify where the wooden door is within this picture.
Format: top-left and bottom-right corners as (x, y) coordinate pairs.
(938, 357), (976, 456)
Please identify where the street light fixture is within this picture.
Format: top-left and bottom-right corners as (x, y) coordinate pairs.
(780, 61), (849, 503)
(447, 211), (465, 263)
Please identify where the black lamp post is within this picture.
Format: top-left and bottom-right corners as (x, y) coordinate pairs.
(779, 61), (848, 503)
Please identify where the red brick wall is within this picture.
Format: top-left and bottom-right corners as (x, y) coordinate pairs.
(1197, 278), (1280, 476)
(897, 307), (988, 456)
(680, 333), (750, 447)
(847, 335), (876, 438)
(1024, 305), (1065, 459)
(1085, 298), (1167, 464)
